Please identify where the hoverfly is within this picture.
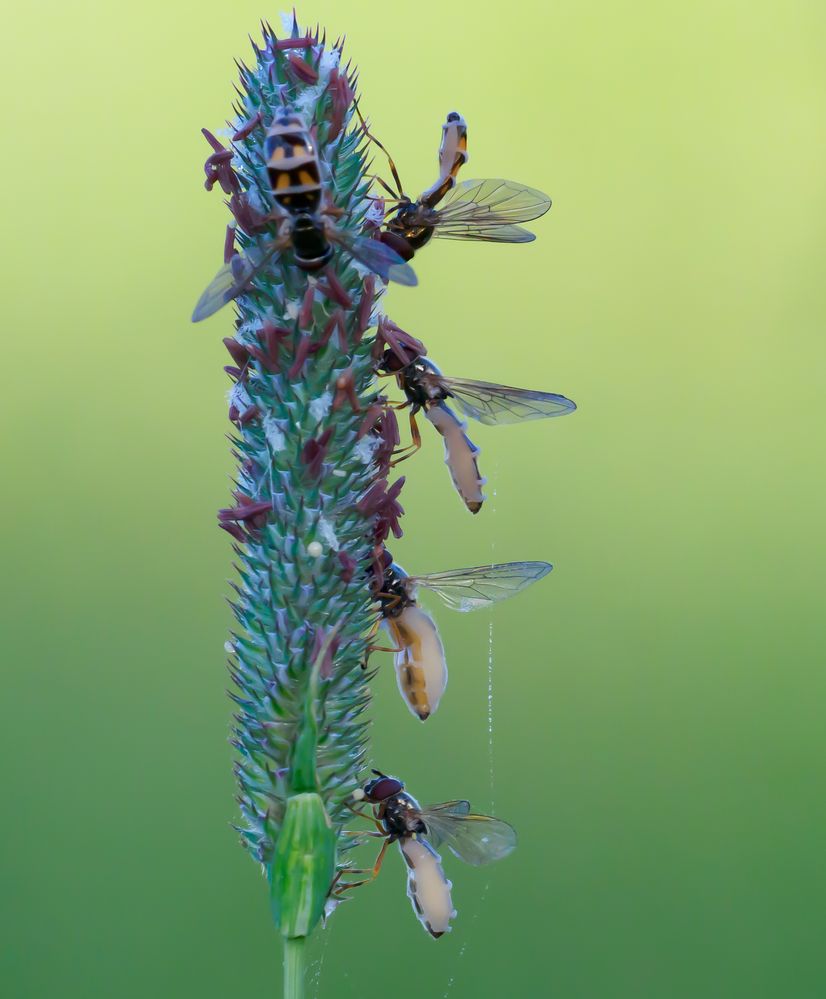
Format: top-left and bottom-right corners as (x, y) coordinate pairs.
(192, 110), (416, 322)
(338, 771), (516, 938)
(375, 550), (552, 720)
(358, 108), (552, 261)
(381, 347), (577, 514)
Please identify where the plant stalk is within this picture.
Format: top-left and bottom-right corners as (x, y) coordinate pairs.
(283, 937), (305, 999)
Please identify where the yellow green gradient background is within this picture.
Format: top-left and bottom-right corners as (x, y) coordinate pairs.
(2, 1), (825, 996)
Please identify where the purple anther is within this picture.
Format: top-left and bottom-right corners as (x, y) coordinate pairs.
(373, 316), (427, 366)
(355, 275), (375, 341)
(299, 284), (315, 328)
(232, 112), (263, 141)
(219, 521), (247, 542)
(223, 337), (251, 369)
(337, 551), (357, 583)
(327, 68), (356, 142)
(228, 193), (267, 234)
(358, 477), (405, 541)
(238, 405), (260, 426)
(202, 128), (226, 154)
(275, 35), (313, 50)
(373, 409), (400, 473)
(357, 402), (384, 439)
(288, 335), (317, 379)
(301, 427), (334, 480)
(321, 267), (353, 308)
(218, 498), (272, 529)
(224, 225), (237, 263)
(287, 53), (318, 83)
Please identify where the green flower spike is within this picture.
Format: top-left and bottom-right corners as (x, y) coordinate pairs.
(195, 16), (408, 997)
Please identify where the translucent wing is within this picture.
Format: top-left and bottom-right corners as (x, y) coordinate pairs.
(427, 374), (577, 426)
(192, 241), (282, 322)
(336, 231), (418, 286)
(425, 800), (472, 818)
(421, 804), (517, 866)
(429, 178), (551, 241)
(438, 178), (552, 222)
(407, 561), (552, 612)
(433, 223), (536, 243)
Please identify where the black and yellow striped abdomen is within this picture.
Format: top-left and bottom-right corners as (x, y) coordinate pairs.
(264, 112), (322, 214)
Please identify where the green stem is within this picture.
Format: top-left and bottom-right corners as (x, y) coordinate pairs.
(283, 937), (305, 999)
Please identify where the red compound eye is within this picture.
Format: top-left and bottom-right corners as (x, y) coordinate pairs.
(364, 775), (403, 801)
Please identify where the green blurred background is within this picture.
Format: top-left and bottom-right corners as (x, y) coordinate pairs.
(2, 1), (825, 996)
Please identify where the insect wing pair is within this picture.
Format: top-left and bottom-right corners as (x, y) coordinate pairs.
(402, 559), (553, 613)
(192, 229), (416, 323)
(417, 799), (517, 866)
(422, 369), (577, 426)
(385, 560), (551, 720)
(414, 176), (552, 244)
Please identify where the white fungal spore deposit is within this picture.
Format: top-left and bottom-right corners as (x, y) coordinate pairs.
(309, 391), (332, 423)
(316, 516), (340, 552)
(263, 413), (285, 451)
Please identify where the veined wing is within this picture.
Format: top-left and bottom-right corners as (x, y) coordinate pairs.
(408, 561), (552, 612)
(421, 804), (517, 867)
(337, 231), (418, 286)
(430, 178), (551, 241)
(433, 223), (536, 243)
(429, 375), (577, 426)
(191, 240), (282, 322)
(438, 178), (551, 222)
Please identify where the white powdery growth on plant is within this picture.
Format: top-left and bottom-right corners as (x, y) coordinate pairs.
(309, 391), (333, 424)
(316, 515), (341, 552)
(364, 199), (387, 227)
(227, 381), (253, 410)
(263, 413), (286, 452)
(354, 435), (380, 465)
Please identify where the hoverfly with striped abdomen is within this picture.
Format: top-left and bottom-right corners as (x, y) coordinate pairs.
(192, 110), (416, 322)
(333, 772), (516, 938)
(374, 549), (552, 720)
(380, 345), (577, 514)
(357, 108), (552, 262)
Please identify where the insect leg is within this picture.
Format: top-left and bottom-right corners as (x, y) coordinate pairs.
(374, 591), (402, 613)
(366, 173), (403, 202)
(390, 411), (423, 465)
(353, 99), (406, 200)
(344, 801), (385, 833)
(331, 838), (391, 893)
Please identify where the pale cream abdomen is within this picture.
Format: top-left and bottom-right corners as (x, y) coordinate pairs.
(425, 402), (485, 513)
(387, 605), (448, 721)
(400, 837), (455, 938)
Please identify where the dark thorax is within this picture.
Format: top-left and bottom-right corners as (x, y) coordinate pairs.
(379, 791), (428, 840)
(379, 561), (415, 619)
(395, 357), (449, 412)
(385, 201), (437, 251)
